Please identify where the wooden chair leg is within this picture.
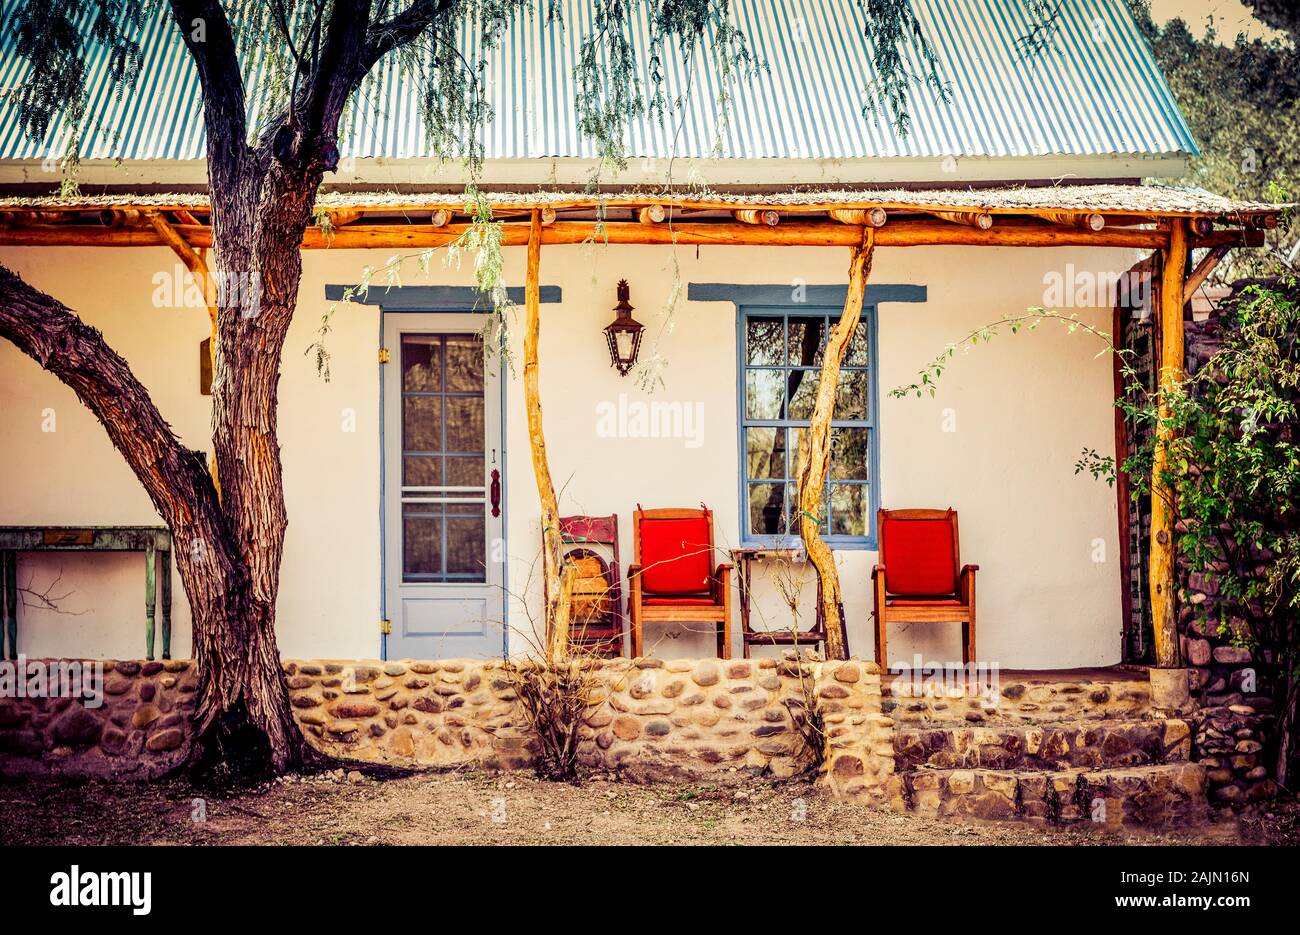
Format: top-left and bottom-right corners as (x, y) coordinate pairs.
(961, 621), (971, 666)
(876, 613), (887, 670)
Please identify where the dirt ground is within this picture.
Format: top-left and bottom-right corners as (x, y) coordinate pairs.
(3, 769), (1297, 845)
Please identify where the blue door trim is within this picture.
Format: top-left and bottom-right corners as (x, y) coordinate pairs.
(332, 282), (519, 660)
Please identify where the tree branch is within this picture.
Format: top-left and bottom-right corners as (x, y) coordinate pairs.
(0, 264), (220, 536)
(366, 0), (459, 69)
(165, 0), (250, 189)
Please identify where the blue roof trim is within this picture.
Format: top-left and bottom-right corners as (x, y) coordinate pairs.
(0, 0), (1197, 163)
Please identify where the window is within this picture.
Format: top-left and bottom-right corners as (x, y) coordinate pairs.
(738, 306), (878, 547)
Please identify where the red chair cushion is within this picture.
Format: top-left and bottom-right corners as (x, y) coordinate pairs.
(881, 514), (957, 596)
(639, 516), (713, 594)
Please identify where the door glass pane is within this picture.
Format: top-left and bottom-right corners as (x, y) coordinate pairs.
(399, 334), (489, 582)
(403, 396), (441, 451)
(403, 507), (442, 577)
(746, 317), (784, 365)
(402, 337), (442, 391)
(446, 517), (487, 580)
(403, 455), (442, 487)
(445, 337), (484, 391)
(446, 455), (484, 487)
(444, 397), (485, 453)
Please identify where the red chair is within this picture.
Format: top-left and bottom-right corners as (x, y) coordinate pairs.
(627, 505), (733, 658)
(872, 508), (978, 668)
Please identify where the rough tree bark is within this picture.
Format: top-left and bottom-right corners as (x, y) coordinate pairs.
(0, 0), (456, 777)
(795, 229), (875, 661)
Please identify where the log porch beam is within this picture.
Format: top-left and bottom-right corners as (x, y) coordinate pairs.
(0, 218), (1182, 249)
(1149, 217), (1189, 670)
(1184, 244), (1231, 297)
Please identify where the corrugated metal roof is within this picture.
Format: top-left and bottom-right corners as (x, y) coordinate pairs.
(0, 0), (1198, 163)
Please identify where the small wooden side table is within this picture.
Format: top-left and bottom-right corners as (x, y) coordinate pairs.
(730, 547), (830, 658)
(0, 526), (173, 660)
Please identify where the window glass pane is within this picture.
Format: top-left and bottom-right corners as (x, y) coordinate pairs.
(844, 320), (871, 367)
(444, 397), (484, 453)
(836, 369), (870, 421)
(745, 369), (785, 420)
(445, 337), (484, 391)
(403, 455), (442, 487)
(748, 482), (788, 536)
(402, 508), (442, 578)
(746, 317), (784, 365)
(830, 484), (868, 537)
(787, 316), (825, 366)
(788, 481), (828, 530)
(403, 396), (441, 451)
(402, 337), (442, 391)
(830, 428), (870, 480)
(446, 517), (487, 580)
(788, 372), (818, 420)
(746, 427), (786, 480)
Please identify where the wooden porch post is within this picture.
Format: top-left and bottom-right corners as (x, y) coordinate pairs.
(1149, 218), (1189, 669)
(796, 228), (875, 661)
(523, 210), (576, 662)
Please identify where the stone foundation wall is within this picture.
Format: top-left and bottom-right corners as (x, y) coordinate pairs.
(0, 659), (196, 779)
(0, 656), (892, 795)
(286, 656), (893, 788)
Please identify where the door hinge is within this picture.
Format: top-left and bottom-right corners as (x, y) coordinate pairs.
(378, 346), (391, 364)
(380, 618), (392, 635)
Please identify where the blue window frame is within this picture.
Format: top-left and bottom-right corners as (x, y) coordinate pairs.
(736, 304), (880, 549)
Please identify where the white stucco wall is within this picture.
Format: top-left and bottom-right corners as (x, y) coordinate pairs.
(0, 239), (1135, 668)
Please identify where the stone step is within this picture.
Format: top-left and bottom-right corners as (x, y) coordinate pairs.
(894, 718), (1191, 772)
(883, 674), (1154, 725)
(889, 763), (1207, 826)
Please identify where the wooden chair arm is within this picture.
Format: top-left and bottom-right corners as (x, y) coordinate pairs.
(627, 563), (642, 579)
(713, 563), (733, 601)
(872, 564), (886, 578)
(960, 564), (978, 603)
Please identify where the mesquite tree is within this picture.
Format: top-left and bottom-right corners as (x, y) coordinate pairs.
(0, 0), (953, 778)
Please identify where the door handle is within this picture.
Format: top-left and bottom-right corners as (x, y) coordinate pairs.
(490, 468), (501, 518)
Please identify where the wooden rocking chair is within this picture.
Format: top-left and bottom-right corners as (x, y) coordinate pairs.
(872, 508), (978, 668)
(627, 505), (733, 658)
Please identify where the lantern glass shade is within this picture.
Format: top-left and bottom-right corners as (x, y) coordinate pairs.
(604, 279), (645, 376)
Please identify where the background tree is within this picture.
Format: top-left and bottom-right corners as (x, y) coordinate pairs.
(0, 0), (950, 778)
(1120, 280), (1300, 785)
(1127, 0), (1298, 278)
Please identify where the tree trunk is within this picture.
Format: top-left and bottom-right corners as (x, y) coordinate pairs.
(795, 231), (875, 661)
(521, 211), (577, 662)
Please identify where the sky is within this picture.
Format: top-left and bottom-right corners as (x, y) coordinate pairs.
(1149, 0), (1284, 42)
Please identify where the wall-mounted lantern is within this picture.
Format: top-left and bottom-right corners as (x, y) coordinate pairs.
(603, 279), (645, 376)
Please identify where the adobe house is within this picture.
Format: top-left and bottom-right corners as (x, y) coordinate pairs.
(0, 0), (1282, 818)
